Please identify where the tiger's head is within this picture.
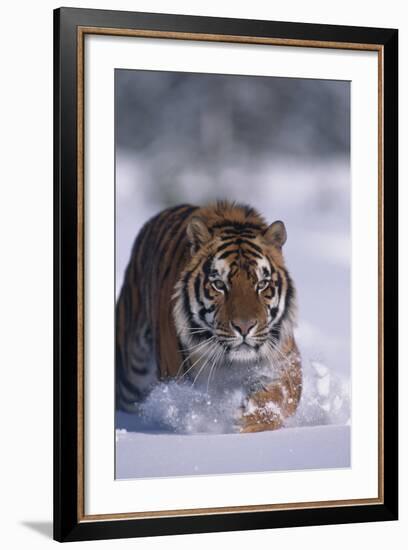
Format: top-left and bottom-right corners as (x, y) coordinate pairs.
(173, 202), (296, 367)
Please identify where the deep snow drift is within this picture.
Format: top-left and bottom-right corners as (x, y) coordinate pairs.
(115, 359), (351, 479)
(116, 359), (350, 435)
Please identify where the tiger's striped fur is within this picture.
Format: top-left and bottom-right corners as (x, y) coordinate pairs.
(116, 201), (302, 432)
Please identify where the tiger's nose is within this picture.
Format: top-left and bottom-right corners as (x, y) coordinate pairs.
(231, 319), (257, 337)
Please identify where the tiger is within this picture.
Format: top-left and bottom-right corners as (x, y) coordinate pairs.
(116, 201), (302, 433)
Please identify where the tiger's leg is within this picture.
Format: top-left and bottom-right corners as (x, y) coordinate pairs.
(239, 349), (302, 433)
(115, 273), (157, 413)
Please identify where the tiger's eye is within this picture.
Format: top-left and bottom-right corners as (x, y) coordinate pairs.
(212, 279), (225, 292)
(257, 280), (269, 292)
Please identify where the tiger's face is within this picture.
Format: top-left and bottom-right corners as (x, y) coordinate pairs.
(173, 214), (295, 366)
(202, 253), (289, 361)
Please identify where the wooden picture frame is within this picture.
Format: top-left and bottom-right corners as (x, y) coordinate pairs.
(54, 7), (398, 542)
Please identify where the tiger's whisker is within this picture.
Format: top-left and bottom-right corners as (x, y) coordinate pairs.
(176, 338), (215, 377)
(179, 341), (219, 380)
(265, 340), (291, 371)
(178, 325), (208, 331)
(206, 346), (225, 393)
(205, 347), (222, 393)
(191, 343), (222, 388)
(268, 338), (293, 367)
(189, 343), (220, 386)
(181, 328), (208, 333)
(211, 345), (227, 391)
(180, 335), (216, 352)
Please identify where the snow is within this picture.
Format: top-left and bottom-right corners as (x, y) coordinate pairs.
(115, 359), (351, 478)
(116, 359), (350, 435)
(116, 425), (350, 480)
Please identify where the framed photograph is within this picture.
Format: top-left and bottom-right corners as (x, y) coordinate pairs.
(54, 7), (398, 542)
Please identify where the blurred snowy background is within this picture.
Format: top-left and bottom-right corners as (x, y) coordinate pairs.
(115, 69), (351, 478)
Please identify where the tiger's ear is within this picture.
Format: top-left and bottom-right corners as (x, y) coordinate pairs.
(187, 216), (211, 253)
(263, 220), (287, 248)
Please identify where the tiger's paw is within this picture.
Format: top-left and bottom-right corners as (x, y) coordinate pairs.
(237, 395), (283, 433)
(239, 420), (281, 433)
